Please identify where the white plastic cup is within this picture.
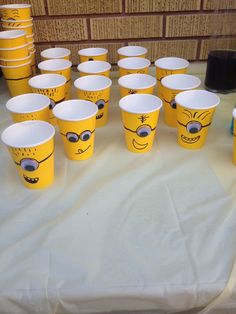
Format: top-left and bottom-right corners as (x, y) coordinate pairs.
(77, 60), (111, 77)
(117, 46), (147, 59)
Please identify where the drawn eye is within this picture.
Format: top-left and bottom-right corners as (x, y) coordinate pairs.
(21, 159), (38, 171)
(81, 130), (92, 141)
(128, 89), (137, 94)
(170, 100), (177, 109)
(137, 126), (152, 137)
(66, 132), (79, 142)
(88, 58), (94, 61)
(49, 99), (56, 110)
(96, 99), (105, 110)
(187, 121), (202, 134)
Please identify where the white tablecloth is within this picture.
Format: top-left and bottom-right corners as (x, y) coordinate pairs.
(0, 64), (236, 314)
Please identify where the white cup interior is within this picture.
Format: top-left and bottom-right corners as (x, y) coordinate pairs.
(0, 29), (25, 39)
(118, 57), (150, 69)
(175, 90), (220, 110)
(38, 59), (72, 71)
(29, 74), (66, 89)
(6, 93), (50, 114)
(74, 75), (112, 91)
(155, 57), (189, 70)
(40, 47), (71, 59)
(0, 4), (31, 9)
(53, 99), (98, 121)
(78, 47), (108, 56)
(77, 61), (111, 73)
(1, 120), (55, 148)
(118, 46), (147, 57)
(161, 74), (201, 90)
(119, 94), (162, 113)
(118, 74), (156, 89)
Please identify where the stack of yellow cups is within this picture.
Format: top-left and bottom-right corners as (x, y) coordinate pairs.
(0, 4), (36, 75)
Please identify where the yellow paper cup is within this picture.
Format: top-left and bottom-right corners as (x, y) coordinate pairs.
(161, 74), (201, 127)
(26, 34), (34, 43)
(0, 4), (32, 21)
(74, 75), (112, 128)
(38, 58), (72, 100)
(118, 74), (156, 98)
(0, 29), (27, 48)
(1, 18), (33, 27)
(53, 100), (98, 161)
(1, 61), (32, 96)
(119, 94), (162, 153)
(3, 24), (33, 36)
(40, 47), (71, 61)
(0, 54), (31, 66)
(117, 46), (147, 60)
(0, 43), (29, 59)
(1, 120), (55, 189)
(155, 57), (189, 98)
(29, 74), (67, 125)
(78, 47), (108, 62)
(6, 93), (50, 123)
(28, 42), (35, 54)
(118, 57), (150, 77)
(77, 60), (111, 77)
(232, 109), (236, 165)
(175, 90), (220, 149)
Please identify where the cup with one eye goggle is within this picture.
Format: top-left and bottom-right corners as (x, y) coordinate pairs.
(61, 130), (94, 143)
(14, 151), (54, 171)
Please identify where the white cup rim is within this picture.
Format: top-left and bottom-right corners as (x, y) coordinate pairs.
(118, 57), (151, 70)
(161, 74), (201, 90)
(155, 57), (189, 70)
(74, 75), (112, 91)
(0, 4), (31, 9)
(117, 46), (147, 57)
(38, 59), (72, 71)
(53, 99), (98, 121)
(78, 47), (108, 57)
(40, 47), (71, 59)
(3, 24), (33, 29)
(175, 90), (220, 110)
(118, 74), (156, 89)
(0, 43), (28, 51)
(6, 93), (50, 114)
(29, 74), (67, 89)
(0, 60), (31, 68)
(0, 54), (31, 62)
(1, 18), (33, 22)
(0, 29), (26, 39)
(77, 61), (111, 73)
(119, 94), (162, 114)
(1, 120), (55, 148)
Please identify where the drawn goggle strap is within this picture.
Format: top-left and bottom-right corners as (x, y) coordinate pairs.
(123, 125), (156, 133)
(177, 120), (212, 128)
(14, 151), (54, 168)
(5, 74), (32, 81)
(60, 130), (95, 140)
(54, 97), (66, 104)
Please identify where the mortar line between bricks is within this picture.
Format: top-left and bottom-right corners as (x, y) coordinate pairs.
(196, 39), (202, 61)
(43, 0), (49, 16)
(86, 18), (91, 40)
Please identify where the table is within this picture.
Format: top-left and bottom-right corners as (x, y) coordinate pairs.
(0, 63), (236, 314)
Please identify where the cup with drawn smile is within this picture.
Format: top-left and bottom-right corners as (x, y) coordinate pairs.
(175, 90), (220, 149)
(77, 60), (111, 77)
(155, 57), (189, 99)
(1, 120), (55, 189)
(28, 73), (67, 125)
(78, 47), (108, 63)
(53, 100), (98, 161)
(118, 73), (156, 98)
(117, 46), (147, 60)
(119, 94), (162, 153)
(40, 47), (71, 61)
(118, 57), (151, 77)
(38, 59), (72, 100)
(161, 74), (201, 127)
(74, 75), (112, 128)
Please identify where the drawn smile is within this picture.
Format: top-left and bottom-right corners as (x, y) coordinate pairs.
(132, 139), (148, 150)
(75, 145), (91, 154)
(96, 113), (104, 120)
(181, 135), (200, 144)
(23, 175), (39, 184)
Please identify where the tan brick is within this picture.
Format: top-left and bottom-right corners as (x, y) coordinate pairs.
(125, 0), (201, 12)
(0, 0), (46, 16)
(34, 18), (88, 42)
(91, 16), (163, 40)
(166, 13), (236, 37)
(200, 38), (236, 59)
(203, 0), (236, 10)
(47, 0), (122, 15)
(55, 43), (124, 65)
(129, 40), (198, 62)
(35, 44), (52, 64)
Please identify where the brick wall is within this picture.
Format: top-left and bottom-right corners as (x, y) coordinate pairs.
(1, 0), (236, 65)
